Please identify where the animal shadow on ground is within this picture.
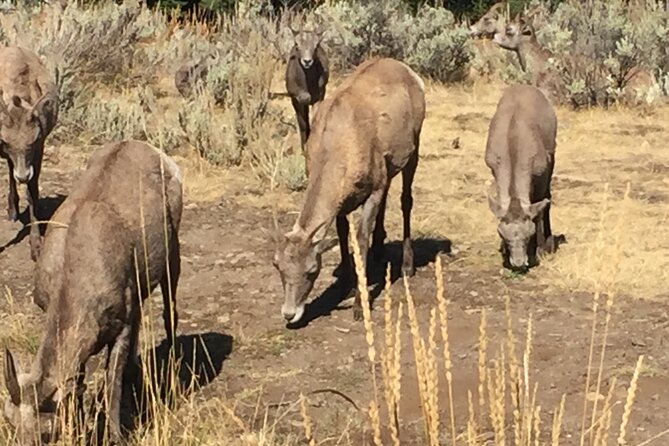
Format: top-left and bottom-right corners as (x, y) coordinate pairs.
(0, 193), (66, 254)
(289, 237), (452, 328)
(123, 332), (233, 433)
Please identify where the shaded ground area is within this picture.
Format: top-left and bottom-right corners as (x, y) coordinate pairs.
(2, 83), (669, 444)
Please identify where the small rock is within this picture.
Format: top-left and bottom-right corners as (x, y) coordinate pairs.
(215, 259), (225, 267)
(451, 137), (461, 149)
(184, 203), (198, 210)
(469, 291), (479, 297)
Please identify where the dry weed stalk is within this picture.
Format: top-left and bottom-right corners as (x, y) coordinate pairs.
(435, 256), (456, 446)
(521, 315), (535, 446)
(347, 217), (382, 445)
(506, 295), (522, 446)
(478, 308), (488, 414)
(381, 265), (402, 445)
(532, 403), (541, 446)
(392, 302), (404, 426)
(591, 183), (630, 440)
(551, 394), (566, 446)
(466, 390), (480, 446)
(487, 354), (506, 445)
(403, 274), (436, 445)
(592, 377), (616, 446)
(299, 394), (316, 446)
(617, 355), (644, 446)
(426, 308), (440, 443)
(580, 183), (611, 446)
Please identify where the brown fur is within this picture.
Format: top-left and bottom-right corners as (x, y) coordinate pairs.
(274, 57), (425, 323)
(494, 13), (656, 105)
(174, 56), (211, 98)
(493, 17), (553, 89)
(469, 2), (507, 39)
(4, 141), (182, 444)
(284, 28), (329, 174)
(485, 85), (557, 270)
(0, 45), (58, 261)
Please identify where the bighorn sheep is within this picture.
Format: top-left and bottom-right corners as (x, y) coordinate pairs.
(0, 46), (58, 261)
(492, 14), (552, 88)
(494, 11), (655, 103)
(274, 57), (425, 323)
(485, 84), (557, 271)
(4, 140), (182, 444)
(284, 25), (329, 173)
(174, 56), (211, 98)
(469, 2), (507, 39)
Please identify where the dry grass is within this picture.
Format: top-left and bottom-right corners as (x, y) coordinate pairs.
(1, 1), (668, 444)
(1, 75), (666, 444)
(378, 80), (669, 301)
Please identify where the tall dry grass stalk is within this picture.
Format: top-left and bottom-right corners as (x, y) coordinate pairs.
(299, 394), (316, 446)
(381, 264), (402, 446)
(435, 256), (456, 446)
(590, 183), (631, 442)
(478, 308), (488, 415)
(466, 390), (479, 446)
(403, 268), (436, 444)
(347, 216), (382, 445)
(580, 183), (611, 446)
(551, 394), (566, 446)
(617, 355), (644, 446)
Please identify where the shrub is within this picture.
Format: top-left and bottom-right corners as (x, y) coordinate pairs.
(312, 0), (406, 70)
(59, 90), (148, 145)
(1, 2), (149, 114)
(178, 92), (240, 165)
(522, 0), (666, 107)
(399, 5), (474, 83)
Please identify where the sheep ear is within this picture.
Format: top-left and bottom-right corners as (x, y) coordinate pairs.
(528, 199), (550, 219)
(4, 349), (21, 405)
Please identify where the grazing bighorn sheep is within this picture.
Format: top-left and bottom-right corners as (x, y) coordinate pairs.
(0, 46), (58, 261)
(469, 2), (507, 39)
(274, 57), (425, 323)
(4, 140), (182, 444)
(284, 25), (329, 173)
(485, 84), (557, 271)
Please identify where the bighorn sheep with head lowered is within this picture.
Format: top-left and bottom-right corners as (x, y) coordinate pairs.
(0, 46), (58, 261)
(4, 140), (182, 444)
(485, 84), (557, 271)
(274, 57), (425, 323)
(284, 24), (329, 173)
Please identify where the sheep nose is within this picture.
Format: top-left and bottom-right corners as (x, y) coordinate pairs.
(301, 58), (313, 68)
(282, 311), (295, 322)
(14, 165), (34, 184)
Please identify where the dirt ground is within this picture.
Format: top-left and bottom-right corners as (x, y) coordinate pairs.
(2, 82), (669, 445)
